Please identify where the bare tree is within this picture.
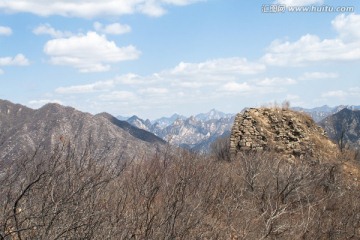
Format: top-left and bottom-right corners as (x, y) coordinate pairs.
(1, 141), (360, 239)
(211, 136), (231, 161)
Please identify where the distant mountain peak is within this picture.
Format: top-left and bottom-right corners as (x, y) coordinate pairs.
(128, 115), (141, 121)
(195, 109), (234, 121)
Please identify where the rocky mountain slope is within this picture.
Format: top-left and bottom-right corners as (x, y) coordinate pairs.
(0, 99), (165, 165)
(158, 116), (234, 151)
(230, 107), (338, 161)
(319, 108), (360, 149)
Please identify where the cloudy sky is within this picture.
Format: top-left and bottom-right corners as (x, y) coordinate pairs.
(0, 0), (359, 119)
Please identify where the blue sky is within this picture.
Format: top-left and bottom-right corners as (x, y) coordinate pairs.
(0, 0), (359, 119)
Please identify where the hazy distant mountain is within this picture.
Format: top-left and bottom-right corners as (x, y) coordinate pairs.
(116, 115), (130, 121)
(0, 99), (165, 165)
(153, 113), (187, 128)
(195, 109), (234, 121)
(293, 105), (360, 122)
(122, 110), (235, 153)
(156, 116), (235, 152)
(126, 115), (153, 131)
(319, 108), (360, 149)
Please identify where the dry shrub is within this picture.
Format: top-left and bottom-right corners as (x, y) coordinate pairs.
(1, 145), (360, 239)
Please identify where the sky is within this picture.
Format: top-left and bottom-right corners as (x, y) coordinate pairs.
(0, 0), (359, 119)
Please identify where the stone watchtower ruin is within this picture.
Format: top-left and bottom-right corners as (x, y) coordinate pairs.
(230, 108), (337, 161)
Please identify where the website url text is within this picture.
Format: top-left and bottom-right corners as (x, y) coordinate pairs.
(262, 5), (355, 13)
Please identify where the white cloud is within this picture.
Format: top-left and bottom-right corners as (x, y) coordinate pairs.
(53, 58), (282, 116)
(0, 54), (29, 66)
(0, 69), (4, 74)
(28, 99), (63, 108)
(55, 80), (115, 94)
(138, 87), (168, 95)
(94, 22), (131, 35)
(256, 77), (296, 86)
(221, 82), (251, 92)
(322, 87), (360, 99)
(332, 14), (360, 42)
(56, 74), (147, 95)
(99, 91), (136, 101)
(275, 0), (323, 6)
(262, 14), (360, 66)
(173, 81), (207, 88)
(54, 57), (269, 101)
(0, 0), (204, 18)
(300, 72), (338, 80)
(285, 94), (300, 101)
(0, 25), (12, 36)
(33, 24), (73, 38)
(171, 58), (265, 76)
(44, 31), (140, 72)
(321, 90), (347, 98)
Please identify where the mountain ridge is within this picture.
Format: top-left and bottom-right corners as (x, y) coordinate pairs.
(0, 99), (165, 165)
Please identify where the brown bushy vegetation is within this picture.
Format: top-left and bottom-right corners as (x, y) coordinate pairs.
(1, 144), (360, 239)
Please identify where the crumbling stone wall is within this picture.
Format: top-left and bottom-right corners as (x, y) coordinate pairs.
(230, 108), (335, 160)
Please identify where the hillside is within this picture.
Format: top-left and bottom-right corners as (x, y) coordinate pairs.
(0, 99), (165, 165)
(319, 108), (360, 149)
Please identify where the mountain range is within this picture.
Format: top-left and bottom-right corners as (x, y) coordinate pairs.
(121, 109), (235, 152)
(121, 105), (360, 152)
(1, 99), (359, 162)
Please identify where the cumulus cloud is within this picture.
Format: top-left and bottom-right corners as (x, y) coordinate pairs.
(275, 0), (323, 6)
(300, 72), (339, 80)
(332, 14), (360, 42)
(221, 82), (252, 92)
(44, 31), (140, 72)
(0, 0), (204, 18)
(53, 57), (289, 117)
(138, 87), (168, 95)
(0, 54), (29, 66)
(262, 14), (360, 66)
(170, 58), (266, 76)
(256, 77), (297, 86)
(0, 25), (12, 36)
(54, 57), (267, 97)
(321, 90), (347, 98)
(321, 87), (360, 99)
(55, 80), (115, 94)
(99, 91), (136, 101)
(33, 24), (73, 38)
(94, 22), (131, 35)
